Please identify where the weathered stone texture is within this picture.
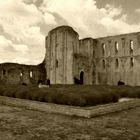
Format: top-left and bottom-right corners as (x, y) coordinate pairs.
(0, 62), (46, 85)
(45, 26), (140, 86)
(96, 32), (140, 86)
(73, 38), (97, 85)
(45, 26), (79, 84)
(1, 26), (140, 86)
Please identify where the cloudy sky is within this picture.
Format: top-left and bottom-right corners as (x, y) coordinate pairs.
(0, 0), (140, 65)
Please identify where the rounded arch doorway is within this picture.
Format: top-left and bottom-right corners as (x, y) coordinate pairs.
(80, 71), (84, 85)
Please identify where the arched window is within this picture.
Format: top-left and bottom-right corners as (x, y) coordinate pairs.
(30, 71), (33, 78)
(115, 41), (119, 54)
(115, 59), (119, 68)
(56, 59), (58, 68)
(19, 69), (23, 77)
(3, 70), (6, 75)
(93, 50), (95, 56)
(20, 72), (23, 77)
(102, 60), (105, 69)
(102, 43), (105, 56)
(130, 57), (134, 67)
(130, 40), (134, 54)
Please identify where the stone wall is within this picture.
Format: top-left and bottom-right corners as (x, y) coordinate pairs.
(0, 62), (46, 85)
(45, 26), (79, 84)
(45, 26), (140, 86)
(95, 32), (140, 86)
(73, 38), (97, 85)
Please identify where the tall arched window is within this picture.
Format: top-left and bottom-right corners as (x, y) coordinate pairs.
(20, 72), (23, 77)
(130, 57), (134, 67)
(3, 69), (6, 75)
(93, 50), (95, 56)
(30, 71), (33, 78)
(80, 71), (84, 85)
(102, 43), (105, 56)
(115, 41), (119, 54)
(130, 40), (134, 54)
(56, 59), (58, 68)
(115, 59), (119, 68)
(102, 60), (105, 69)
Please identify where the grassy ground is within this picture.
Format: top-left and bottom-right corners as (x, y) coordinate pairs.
(0, 104), (139, 140)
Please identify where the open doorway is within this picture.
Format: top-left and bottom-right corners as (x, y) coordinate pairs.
(80, 71), (84, 85)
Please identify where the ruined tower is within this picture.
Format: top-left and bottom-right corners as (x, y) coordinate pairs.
(45, 26), (97, 85)
(45, 26), (79, 84)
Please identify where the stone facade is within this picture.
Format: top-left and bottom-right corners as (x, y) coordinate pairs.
(45, 26), (140, 86)
(0, 62), (46, 85)
(45, 26), (79, 84)
(95, 33), (140, 86)
(1, 25), (140, 86)
(74, 38), (97, 85)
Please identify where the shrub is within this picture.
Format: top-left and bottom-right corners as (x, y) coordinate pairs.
(115, 86), (140, 98)
(2, 86), (17, 97)
(15, 87), (29, 99)
(0, 84), (139, 107)
(0, 86), (7, 96)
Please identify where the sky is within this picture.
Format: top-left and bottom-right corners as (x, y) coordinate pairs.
(0, 0), (140, 65)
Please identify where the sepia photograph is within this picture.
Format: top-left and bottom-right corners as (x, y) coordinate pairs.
(0, 0), (140, 139)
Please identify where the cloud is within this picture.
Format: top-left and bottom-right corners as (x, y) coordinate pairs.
(44, 12), (57, 25)
(135, 9), (140, 13)
(0, 0), (43, 42)
(41, 0), (140, 38)
(0, 34), (43, 64)
(105, 4), (122, 18)
(0, 35), (30, 64)
(13, 44), (29, 54)
(0, 0), (140, 65)
(0, 0), (46, 64)
(0, 35), (13, 49)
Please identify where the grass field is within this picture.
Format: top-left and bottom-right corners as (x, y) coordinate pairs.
(0, 84), (140, 106)
(0, 104), (139, 140)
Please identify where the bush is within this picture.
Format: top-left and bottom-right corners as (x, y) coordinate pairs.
(2, 86), (17, 97)
(115, 86), (140, 98)
(0, 86), (7, 96)
(15, 87), (29, 99)
(0, 84), (139, 107)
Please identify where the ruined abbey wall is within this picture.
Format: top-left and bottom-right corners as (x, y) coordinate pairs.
(95, 32), (140, 86)
(45, 26), (98, 85)
(73, 38), (97, 85)
(1, 25), (140, 86)
(45, 26), (140, 86)
(0, 62), (46, 85)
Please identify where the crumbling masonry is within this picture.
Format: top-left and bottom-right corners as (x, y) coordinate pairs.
(1, 26), (140, 86)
